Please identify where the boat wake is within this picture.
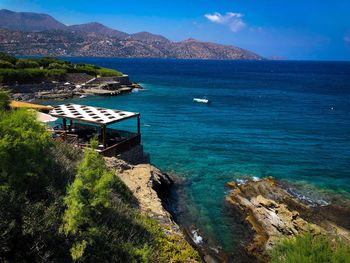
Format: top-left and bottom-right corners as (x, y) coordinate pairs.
(193, 98), (210, 104)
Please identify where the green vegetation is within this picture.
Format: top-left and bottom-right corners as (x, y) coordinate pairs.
(0, 60), (14, 69)
(0, 90), (10, 110)
(0, 92), (199, 262)
(15, 58), (40, 69)
(270, 232), (350, 263)
(0, 52), (123, 84)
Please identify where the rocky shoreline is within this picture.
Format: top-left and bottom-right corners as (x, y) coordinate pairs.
(6, 74), (142, 101)
(105, 157), (202, 262)
(225, 177), (350, 262)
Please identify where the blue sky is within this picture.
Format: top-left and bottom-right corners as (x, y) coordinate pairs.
(1, 0), (350, 60)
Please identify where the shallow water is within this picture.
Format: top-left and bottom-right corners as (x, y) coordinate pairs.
(59, 58), (350, 258)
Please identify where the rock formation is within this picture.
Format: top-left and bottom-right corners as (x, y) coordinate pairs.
(104, 157), (197, 253)
(226, 177), (350, 262)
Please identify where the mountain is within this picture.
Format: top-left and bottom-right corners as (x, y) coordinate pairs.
(130, 32), (170, 44)
(0, 9), (263, 60)
(168, 38), (260, 59)
(69, 22), (129, 40)
(0, 9), (66, 32)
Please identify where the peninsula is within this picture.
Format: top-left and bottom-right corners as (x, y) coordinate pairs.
(0, 52), (141, 100)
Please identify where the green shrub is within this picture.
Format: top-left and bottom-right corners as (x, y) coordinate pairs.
(97, 67), (123, 77)
(35, 57), (64, 67)
(46, 69), (67, 79)
(48, 62), (70, 70)
(270, 232), (350, 263)
(0, 109), (52, 193)
(0, 90), (10, 110)
(0, 109), (80, 262)
(15, 59), (40, 69)
(0, 52), (16, 64)
(0, 59), (14, 69)
(0, 68), (47, 83)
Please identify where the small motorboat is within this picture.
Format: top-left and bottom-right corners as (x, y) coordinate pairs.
(193, 97), (210, 104)
(79, 94), (88, 99)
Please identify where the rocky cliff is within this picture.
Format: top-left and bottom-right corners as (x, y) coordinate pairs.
(105, 157), (201, 262)
(226, 177), (350, 262)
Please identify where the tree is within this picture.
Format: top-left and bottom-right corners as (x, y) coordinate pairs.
(0, 109), (73, 262)
(0, 109), (52, 194)
(62, 143), (114, 260)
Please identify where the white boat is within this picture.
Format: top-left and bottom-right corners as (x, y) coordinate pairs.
(193, 98), (210, 104)
(79, 94), (88, 99)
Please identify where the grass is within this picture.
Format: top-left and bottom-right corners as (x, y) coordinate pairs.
(270, 232), (350, 263)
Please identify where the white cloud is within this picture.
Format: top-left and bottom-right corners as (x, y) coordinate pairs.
(204, 12), (246, 32)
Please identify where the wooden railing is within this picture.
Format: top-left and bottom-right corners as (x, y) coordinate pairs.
(49, 128), (141, 156)
(101, 134), (141, 157)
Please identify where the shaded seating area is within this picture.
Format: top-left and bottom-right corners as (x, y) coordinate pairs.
(49, 103), (141, 156)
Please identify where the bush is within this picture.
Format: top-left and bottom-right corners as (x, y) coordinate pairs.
(270, 232), (350, 263)
(0, 52), (16, 64)
(0, 109), (81, 262)
(16, 59), (40, 69)
(0, 90), (10, 110)
(0, 60), (14, 69)
(0, 109), (52, 193)
(48, 62), (70, 70)
(47, 69), (67, 79)
(35, 57), (63, 67)
(97, 67), (123, 77)
(0, 68), (47, 83)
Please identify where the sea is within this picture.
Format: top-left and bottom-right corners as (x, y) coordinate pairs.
(59, 58), (350, 260)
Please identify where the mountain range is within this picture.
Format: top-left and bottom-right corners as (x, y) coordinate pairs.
(0, 9), (263, 60)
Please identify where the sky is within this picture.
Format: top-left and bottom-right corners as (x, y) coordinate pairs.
(1, 0), (350, 60)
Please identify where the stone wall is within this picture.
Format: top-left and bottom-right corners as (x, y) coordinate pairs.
(116, 144), (150, 165)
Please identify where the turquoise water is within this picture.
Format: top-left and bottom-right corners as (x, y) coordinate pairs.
(62, 58), (350, 258)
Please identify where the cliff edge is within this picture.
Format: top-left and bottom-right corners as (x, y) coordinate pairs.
(105, 157), (201, 263)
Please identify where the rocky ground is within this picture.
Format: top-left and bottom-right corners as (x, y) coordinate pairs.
(225, 177), (350, 262)
(105, 157), (201, 262)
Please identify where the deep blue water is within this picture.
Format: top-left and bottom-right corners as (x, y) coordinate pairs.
(62, 58), (350, 258)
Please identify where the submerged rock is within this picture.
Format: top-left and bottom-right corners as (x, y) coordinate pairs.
(225, 177), (350, 262)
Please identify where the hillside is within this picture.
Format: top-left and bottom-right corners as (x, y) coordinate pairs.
(0, 9), (263, 60)
(0, 9), (66, 32)
(0, 94), (200, 262)
(69, 22), (129, 40)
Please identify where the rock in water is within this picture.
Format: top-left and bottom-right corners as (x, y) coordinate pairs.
(225, 177), (350, 262)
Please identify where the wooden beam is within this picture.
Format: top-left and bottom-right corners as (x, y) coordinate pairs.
(62, 118), (67, 141)
(102, 125), (107, 148)
(137, 115), (141, 135)
(63, 118), (67, 130)
(69, 120), (73, 131)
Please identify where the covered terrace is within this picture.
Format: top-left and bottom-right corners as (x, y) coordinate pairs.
(49, 103), (141, 156)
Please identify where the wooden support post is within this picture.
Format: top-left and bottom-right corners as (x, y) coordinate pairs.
(69, 120), (73, 131)
(137, 115), (141, 135)
(63, 118), (67, 130)
(63, 118), (67, 141)
(102, 125), (106, 149)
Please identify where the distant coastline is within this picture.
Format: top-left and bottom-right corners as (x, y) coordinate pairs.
(0, 9), (263, 60)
